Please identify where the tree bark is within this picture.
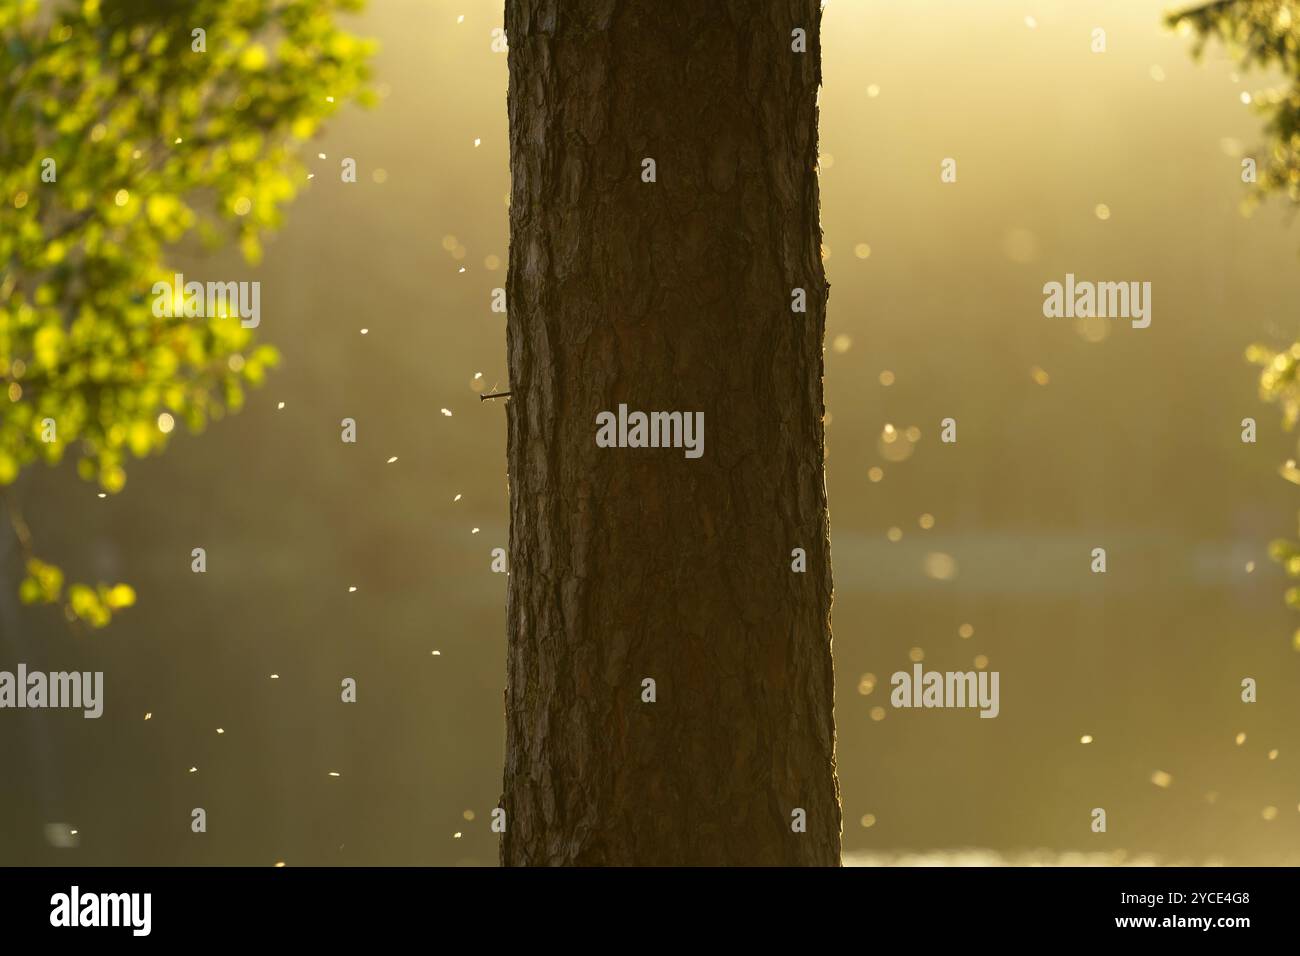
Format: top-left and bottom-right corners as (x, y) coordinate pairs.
(501, 0), (839, 866)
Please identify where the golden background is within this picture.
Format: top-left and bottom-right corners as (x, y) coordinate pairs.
(3, 0), (1299, 865)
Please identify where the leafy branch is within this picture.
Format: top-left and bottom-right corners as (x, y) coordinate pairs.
(0, 0), (375, 629)
(1171, 1), (1300, 645)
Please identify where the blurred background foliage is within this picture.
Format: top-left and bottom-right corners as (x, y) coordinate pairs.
(0, 0), (373, 628)
(1170, 1), (1300, 209)
(1169, 1), (1300, 642)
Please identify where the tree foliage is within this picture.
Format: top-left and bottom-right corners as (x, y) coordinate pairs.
(1170, 1), (1300, 644)
(1170, 1), (1300, 206)
(0, 0), (374, 627)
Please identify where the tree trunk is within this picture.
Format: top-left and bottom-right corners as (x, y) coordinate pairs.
(501, 0), (839, 866)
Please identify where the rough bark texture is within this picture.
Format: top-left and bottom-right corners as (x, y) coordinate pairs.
(501, 0), (839, 866)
